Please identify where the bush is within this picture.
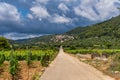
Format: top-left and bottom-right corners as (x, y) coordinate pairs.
(0, 54), (5, 66)
(9, 50), (18, 79)
(40, 53), (50, 67)
(70, 46), (76, 50)
(26, 51), (32, 66)
(110, 53), (120, 71)
(0, 37), (10, 50)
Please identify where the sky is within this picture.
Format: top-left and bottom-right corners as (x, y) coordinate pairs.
(0, 0), (120, 40)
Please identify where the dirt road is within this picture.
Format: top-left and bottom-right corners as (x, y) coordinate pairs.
(40, 47), (114, 80)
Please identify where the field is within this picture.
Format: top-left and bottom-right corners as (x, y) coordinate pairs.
(0, 49), (57, 80)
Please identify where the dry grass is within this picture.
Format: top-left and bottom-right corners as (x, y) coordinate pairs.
(0, 61), (43, 80)
(68, 53), (120, 80)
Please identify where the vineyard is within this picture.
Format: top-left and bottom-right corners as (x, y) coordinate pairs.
(0, 49), (57, 80)
(65, 49), (120, 55)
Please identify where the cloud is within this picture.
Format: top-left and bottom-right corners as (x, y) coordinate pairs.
(33, 0), (49, 5)
(58, 3), (69, 13)
(0, 2), (20, 22)
(74, 6), (98, 21)
(27, 14), (33, 19)
(50, 14), (72, 24)
(74, 0), (120, 21)
(30, 6), (50, 20)
(60, 0), (77, 3)
(2, 33), (43, 40)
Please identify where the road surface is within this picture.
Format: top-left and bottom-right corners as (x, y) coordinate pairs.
(40, 47), (114, 80)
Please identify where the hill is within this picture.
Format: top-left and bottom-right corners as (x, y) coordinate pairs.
(12, 34), (74, 49)
(66, 16), (120, 38)
(63, 15), (120, 49)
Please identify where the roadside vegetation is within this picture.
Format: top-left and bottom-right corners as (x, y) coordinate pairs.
(64, 48), (120, 79)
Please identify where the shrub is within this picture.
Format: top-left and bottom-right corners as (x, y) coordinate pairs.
(0, 54), (5, 66)
(110, 53), (120, 71)
(40, 53), (50, 67)
(9, 50), (18, 79)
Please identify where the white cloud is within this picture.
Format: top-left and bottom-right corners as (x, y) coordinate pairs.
(74, 0), (120, 21)
(0, 2), (20, 21)
(27, 14), (33, 19)
(74, 6), (98, 21)
(2, 33), (43, 40)
(50, 14), (72, 24)
(33, 0), (49, 5)
(58, 3), (69, 13)
(30, 6), (50, 20)
(60, 0), (77, 3)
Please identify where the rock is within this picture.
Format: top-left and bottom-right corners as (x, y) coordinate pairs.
(115, 71), (119, 74)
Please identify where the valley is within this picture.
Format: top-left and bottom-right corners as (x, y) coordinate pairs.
(1, 15), (120, 80)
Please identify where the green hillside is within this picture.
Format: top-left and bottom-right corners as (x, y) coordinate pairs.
(66, 15), (120, 38)
(63, 15), (120, 49)
(11, 35), (61, 50)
